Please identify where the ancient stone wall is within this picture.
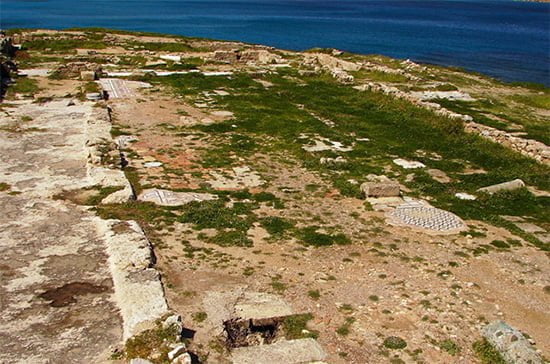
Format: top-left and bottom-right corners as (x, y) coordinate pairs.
(465, 122), (549, 165)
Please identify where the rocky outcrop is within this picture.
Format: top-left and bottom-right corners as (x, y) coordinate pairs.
(483, 321), (543, 364)
(465, 122), (550, 165)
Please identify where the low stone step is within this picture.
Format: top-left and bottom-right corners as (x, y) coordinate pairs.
(231, 338), (326, 364)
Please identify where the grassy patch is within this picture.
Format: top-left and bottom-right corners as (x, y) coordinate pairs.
(438, 339), (461, 356)
(192, 311), (208, 323)
(8, 77), (40, 96)
(124, 317), (181, 363)
(259, 216), (295, 239)
(298, 226), (350, 247)
(472, 338), (506, 364)
(23, 38), (106, 52)
(283, 313), (319, 339)
(0, 183), (11, 192)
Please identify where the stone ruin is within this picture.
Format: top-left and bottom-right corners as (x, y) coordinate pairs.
(466, 122), (550, 165)
(213, 49), (282, 64)
(52, 62), (102, 80)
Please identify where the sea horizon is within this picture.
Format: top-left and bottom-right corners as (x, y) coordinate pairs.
(1, 0), (549, 85)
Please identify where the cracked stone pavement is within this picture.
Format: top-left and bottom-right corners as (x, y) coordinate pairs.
(0, 100), (122, 363)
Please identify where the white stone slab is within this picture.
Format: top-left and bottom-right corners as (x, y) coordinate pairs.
(138, 189), (216, 206)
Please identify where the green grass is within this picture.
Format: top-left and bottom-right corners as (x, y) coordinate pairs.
(152, 63), (549, 250)
(472, 339), (506, 364)
(124, 317), (181, 363)
(438, 339), (461, 356)
(192, 311), (208, 323)
(259, 216), (295, 239)
(298, 226), (350, 247)
(510, 93), (550, 109)
(23, 38), (106, 52)
(8, 77), (40, 96)
(283, 313), (319, 339)
(0, 183), (11, 192)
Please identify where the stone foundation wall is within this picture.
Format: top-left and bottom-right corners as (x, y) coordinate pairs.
(465, 122), (549, 165)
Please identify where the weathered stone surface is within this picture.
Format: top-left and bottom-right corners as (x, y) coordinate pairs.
(478, 179), (525, 194)
(138, 189), (216, 206)
(97, 219), (169, 340)
(483, 321), (543, 364)
(130, 359), (154, 364)
(361, 176), (400, 198)
(0, 99), (123, 363)
(233, 292), (293, 321)
(231, 338), (326, 364)
(514, 222), (545, 234)
(101, 186), (135, 204)
(411, 90), (475, 102)
(80, 70), (97, 81)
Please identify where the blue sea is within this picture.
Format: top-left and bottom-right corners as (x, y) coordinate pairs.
(1, 0), (549, 85)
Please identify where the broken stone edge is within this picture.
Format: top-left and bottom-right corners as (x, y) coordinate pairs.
(85, 105), (169, 340)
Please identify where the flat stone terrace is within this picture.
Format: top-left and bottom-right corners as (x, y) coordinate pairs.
(0, 100), (122, 363)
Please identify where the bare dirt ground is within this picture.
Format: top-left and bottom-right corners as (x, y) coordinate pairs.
(111, 84), (549, 363)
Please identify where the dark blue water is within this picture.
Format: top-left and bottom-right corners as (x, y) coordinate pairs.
(1, 0), (549, 85)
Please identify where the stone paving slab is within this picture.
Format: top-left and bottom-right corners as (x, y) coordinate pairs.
(99, 78), (151, 99)
(231, 338), (326, 364)
(138, 188), (216, 206)
(0, 100), (122, 363)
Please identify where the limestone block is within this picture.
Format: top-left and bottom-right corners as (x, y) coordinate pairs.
(361, 177), (400, 198)
(80, 70), (96, 81)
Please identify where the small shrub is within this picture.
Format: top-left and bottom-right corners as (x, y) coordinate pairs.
(192, 311), (208, 323)
(308, 289), (321, 300)
(383, 336), (407, 350)
(438, 339), (461, 356)
(472, 338), (506, 364)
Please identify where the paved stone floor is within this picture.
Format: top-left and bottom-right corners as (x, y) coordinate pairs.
(0, 100), (122, 363)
